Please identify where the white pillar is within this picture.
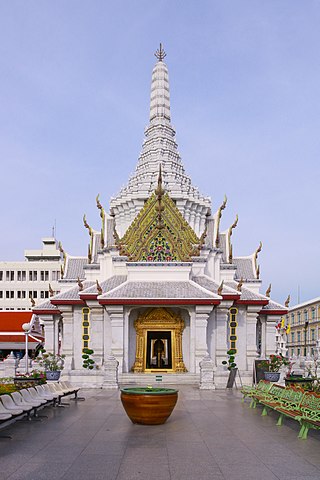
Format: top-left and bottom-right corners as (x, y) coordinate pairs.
(86, 303), (104, 367)
(194, 305), (213, 373)
(59, 306), (74, 371)
(215, 302), (233, 370)
(105, 305), (124, 372)
(265, 317), (277, 357)
(246, 307), (259, 372)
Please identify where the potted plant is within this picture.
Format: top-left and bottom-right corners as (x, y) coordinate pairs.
(120, 386), (178, 425)
(260, 354), (289, 382)
(222, 349), (237, 371)
(37, 351), (65, 381)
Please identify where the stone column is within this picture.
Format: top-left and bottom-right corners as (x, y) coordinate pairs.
(215, 302), (233, 370)
(39, 314), (56, 353)
(265, 316), (277, 357)
(102, 355), (119, 389)
(59, 306), (74, 371)
(195, 305), (213, 373)
(105, 305), (124, 372)
(246, 307), (259, 371)
(199, 355), (215, 390)
(86, 303), (104, 367)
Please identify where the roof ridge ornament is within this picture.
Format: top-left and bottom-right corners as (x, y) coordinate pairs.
(154, 43), (166, 62)
(77, 277), (84, 291)
(285, 294), (290, 308)
(215, 195), (227, 248)
(265, 283), (272, 297)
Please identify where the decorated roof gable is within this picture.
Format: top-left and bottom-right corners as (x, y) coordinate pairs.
(116, 191), (203, 262)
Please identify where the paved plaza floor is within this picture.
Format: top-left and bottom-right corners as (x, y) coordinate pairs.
(0, 386), (319, 480)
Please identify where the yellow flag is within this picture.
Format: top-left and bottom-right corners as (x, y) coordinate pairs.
(286, 324), (291, 334)
(281, 317), (285, 328)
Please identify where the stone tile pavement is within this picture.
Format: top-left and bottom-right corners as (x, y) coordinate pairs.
(0, 386), (319, 480)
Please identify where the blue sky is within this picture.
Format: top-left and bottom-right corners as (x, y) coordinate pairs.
(0, 1), (319, 305)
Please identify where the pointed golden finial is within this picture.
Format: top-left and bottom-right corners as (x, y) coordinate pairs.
(60, 265), (64, 279)
(48, 284), (54, 297)
(217, 280), (224, 296)
(285, 294), (290, 308)
(96, 279), (102, 296)
(30, 296), (35, 307)
(154, 43), (166, 61)
(58, 241), (64, 255)
(83, 214), (93, 236)
(237, 277), (244, 292)
(77, 277), (84, 291)
(256, 265), (260, 279)
(87, 244), (92, 264)
(96, 195), (105, 249)
(265, 284), (272, 297)
(215, 195), (227, 247)
(254, 241), (262, 278)
(228, 214), (238, 263)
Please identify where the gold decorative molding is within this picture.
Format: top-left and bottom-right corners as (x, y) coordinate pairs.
(118, 192), (201, 262)
(132, 308), (187, 373)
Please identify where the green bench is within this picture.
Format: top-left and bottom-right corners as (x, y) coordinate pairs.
(241, 380), (273, 406)
(298, 391), (320, 439)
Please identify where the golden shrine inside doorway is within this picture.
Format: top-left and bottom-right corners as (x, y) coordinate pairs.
(132, 308), (187, 373)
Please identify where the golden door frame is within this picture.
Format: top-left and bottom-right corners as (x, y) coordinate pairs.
(132, 308), (187, 373)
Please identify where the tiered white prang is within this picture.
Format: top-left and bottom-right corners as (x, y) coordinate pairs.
(110, 48), (211, 238)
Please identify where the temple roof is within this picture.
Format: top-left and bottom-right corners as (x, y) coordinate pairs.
(233, 257), (256, 280)
(192, 275), (239, 298)
(63, 257), (87, 281)
(99, 280), (220, 301)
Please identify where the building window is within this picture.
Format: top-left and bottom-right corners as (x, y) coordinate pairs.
(51, 271), (61, 281)
(291, 348), (294, 356)
(297, 347), (300, 355)
(298, 312), (301, 323)
(40, 271), (49, 282)
(304, 310), (308, 321)
(297, 331), (301, 342)
(6, 271), (14, 281)
(0, 271), (2, 281)
(312, 308), (315, 320)
(0, 291), (2, 298)
(82, 308), (90, 350)
(311, 329), (315, 341)
(291, 313), (294, 325)
(291, 332), (295, 343)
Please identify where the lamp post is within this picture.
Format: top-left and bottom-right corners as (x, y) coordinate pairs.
(304, 321), (309, 357)
(22, 322), (31, 374)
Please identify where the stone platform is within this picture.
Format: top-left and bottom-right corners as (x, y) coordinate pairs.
(0, 386), (319, 480)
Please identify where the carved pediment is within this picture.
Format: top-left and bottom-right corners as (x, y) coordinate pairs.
(116, 192), (202, 261)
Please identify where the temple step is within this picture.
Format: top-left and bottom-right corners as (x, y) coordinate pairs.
(119, 373), (199, 386)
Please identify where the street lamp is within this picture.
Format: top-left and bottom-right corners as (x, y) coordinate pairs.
(22, 322), (31, 374)
(304, 321), (309, 357)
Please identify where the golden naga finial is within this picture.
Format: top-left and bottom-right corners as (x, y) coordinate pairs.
(60, 265), (64, 279)
(77, 277), (84, 291)
(237, 277), (244, 292)
(154, 43), (166, 61)
(87, 244), (92, 264)
(30, 296), (35, 307)
(228, 214), (238, 263)
(96, 279), (102, 296)
(265, 283), (272, 297)
(285, 294), (291, 308)
(96, 194), (105, 249)
(215, 195), (227, 247)
(155, 164), (165, 230)
(83, 214), (93, 236)
(58, 241), (64, 255)
(254, 241), (262, 278)
(217, 280), (224, 296)
(48, 284), (54, 297)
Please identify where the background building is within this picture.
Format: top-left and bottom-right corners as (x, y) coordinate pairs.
(0, 238), (62, 311)
(285, 297), (320, 357)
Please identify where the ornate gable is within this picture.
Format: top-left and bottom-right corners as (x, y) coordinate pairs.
(116, 188), (204, 262)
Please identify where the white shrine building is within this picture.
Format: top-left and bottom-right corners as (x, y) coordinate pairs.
(33, 45), (287, 388)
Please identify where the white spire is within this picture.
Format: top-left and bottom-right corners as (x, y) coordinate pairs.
(110, 45), (211, 237)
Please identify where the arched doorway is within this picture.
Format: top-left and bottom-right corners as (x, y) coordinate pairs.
(132, 308), (187, 373)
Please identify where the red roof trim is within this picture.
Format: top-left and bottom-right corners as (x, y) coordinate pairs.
(259, 309), (288, 315)
(51, 300), (85, 306)
(222, 295), (240, 301)
(80, 294), (98, 300)
(99, 299), (220, 306)
(33, 309), (61, 315)
(236, 299), (269, 306)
